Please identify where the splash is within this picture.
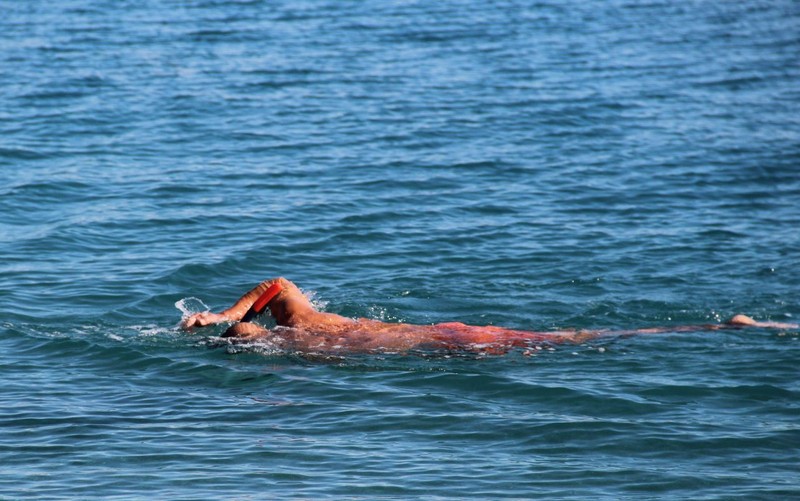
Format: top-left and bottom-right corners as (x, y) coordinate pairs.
(175, 297), (211, 322)
(303, 289), (328, 312)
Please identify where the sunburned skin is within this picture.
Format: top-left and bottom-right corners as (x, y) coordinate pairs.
(180, 277), (798, 355)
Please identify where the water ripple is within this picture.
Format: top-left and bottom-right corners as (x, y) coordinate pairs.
(2, 0), (800, 498)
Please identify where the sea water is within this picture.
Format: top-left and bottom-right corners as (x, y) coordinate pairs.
(1, 0), (799, 498)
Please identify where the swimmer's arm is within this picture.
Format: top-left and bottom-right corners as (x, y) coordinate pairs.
(180, 279), (278, 329)
(219, 279), (281, 321)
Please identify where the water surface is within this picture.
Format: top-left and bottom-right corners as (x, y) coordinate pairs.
(1, 0), (799, 498)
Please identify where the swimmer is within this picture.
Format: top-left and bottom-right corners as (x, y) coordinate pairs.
(180, 277), (797, 354)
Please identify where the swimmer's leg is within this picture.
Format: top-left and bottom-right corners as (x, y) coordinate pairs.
(222, 322), (269, 339)
(556, 314), (797, 344)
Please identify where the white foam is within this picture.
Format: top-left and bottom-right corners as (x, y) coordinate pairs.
(130, 324), (172, 337)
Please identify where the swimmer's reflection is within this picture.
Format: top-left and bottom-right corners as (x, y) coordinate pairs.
(180, 278), (796, 354)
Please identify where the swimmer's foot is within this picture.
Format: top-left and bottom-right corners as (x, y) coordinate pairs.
(727, 314), (797, 329)
(728, 314), (758, 326)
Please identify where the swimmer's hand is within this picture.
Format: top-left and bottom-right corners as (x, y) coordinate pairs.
(181, 311), (229, 330)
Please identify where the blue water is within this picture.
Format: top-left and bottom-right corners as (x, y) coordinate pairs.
(2, 0), (800, 498)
